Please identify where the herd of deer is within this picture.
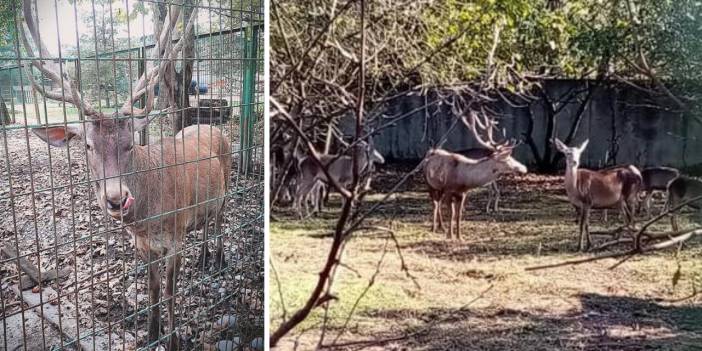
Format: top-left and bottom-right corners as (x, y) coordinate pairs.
(21, 2), (230, 349)
(277, 110), (702, 253)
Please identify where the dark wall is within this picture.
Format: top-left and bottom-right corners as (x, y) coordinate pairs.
(352, 80), (701, 170)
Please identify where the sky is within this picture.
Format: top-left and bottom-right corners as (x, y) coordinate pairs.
(34, 0), (155, 55)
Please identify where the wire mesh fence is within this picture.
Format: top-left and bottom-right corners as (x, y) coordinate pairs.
(1, 0), (263, 350)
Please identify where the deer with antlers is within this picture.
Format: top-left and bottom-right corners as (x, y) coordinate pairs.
(22, 1), (229, 349)
(553, 139), (642, 251)
(424, 110), (527, 239)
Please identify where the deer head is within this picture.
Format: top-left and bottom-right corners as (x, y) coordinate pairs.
(21, 0), (196, 218)
(365, 137), (385, 165)
(490, 145), (527, 174)
(553, 138), (589, 169)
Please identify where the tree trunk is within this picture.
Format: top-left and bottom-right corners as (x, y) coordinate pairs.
(152, 0), (168, 113)
(173, 0), (195, 134)
(0, 95), (10, 125)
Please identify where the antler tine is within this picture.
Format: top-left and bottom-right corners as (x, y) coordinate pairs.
(20, 0), (97, 118)
(459, 109), (497, 150)
(478, 106), (499, 146)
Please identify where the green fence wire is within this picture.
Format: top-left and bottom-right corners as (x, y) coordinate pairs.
(0, 1), (264, 350)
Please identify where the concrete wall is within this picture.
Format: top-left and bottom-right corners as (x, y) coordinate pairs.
(350, 80), (702, 170)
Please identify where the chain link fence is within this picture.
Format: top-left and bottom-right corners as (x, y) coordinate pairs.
(1, 0), (263, 350)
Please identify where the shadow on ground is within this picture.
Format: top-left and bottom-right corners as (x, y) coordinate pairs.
(351, 293), (702, 351)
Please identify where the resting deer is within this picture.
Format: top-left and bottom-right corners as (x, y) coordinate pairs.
(23, 2), (227, 349)
(424, 110), (527, 239)
(455, 147), (502, 212)
(640, 167), (680, 217)
(553, 139), (642, 251)
(294, 141), (384, 218)
(667, 176), (702, 231)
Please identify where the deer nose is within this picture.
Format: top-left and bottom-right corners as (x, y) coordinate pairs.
(105, 190), (132, 211)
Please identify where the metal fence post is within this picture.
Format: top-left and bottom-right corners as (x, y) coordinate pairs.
(138, 46), (148, 146)
(240, 25), (259, 176)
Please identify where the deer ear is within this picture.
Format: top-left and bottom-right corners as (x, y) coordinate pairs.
(495, 147), (512, 159)
(131, 114), (158, 132)
(578, 139), (589, 152)
(32, 125), (83, 147)
(553, 138), (567, 152)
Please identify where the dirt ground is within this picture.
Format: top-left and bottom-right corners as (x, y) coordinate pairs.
(0, 122), (264, 350)
(270, 164), (702, 351)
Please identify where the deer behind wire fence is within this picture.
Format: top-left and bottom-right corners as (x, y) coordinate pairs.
(0, 0), (263, 350)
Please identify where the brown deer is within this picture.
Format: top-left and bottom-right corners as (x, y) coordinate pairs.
(640, 167), (680, 217)
(22, 2), (228, 349)
(293, 141), (384, 218)
(424, 111), (527, 240)
(666, 176), (702, 231)
(553, 139), (642, 251)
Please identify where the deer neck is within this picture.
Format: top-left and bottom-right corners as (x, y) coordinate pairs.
(564, 162), (580, 195)
(459, 158), (499, 188)
(122, 145), (161, 220)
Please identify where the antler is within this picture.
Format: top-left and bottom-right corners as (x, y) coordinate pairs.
(451, 98), (504, 151)
(19, 0), (97, 118)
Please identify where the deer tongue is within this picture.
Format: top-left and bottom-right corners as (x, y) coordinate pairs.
(123, 195), (135, 210)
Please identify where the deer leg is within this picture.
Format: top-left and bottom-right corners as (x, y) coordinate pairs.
(437, 195), (445, 232)
(492, 182), (500, 212)
(431, 191), (440, 233)
(317, 183), (326, 214)
(671, 215), (679, 232)
(484, 183), (493, 213)
(457, 194), (467, 241)
(147, 258), (162, 347)
(196, 232), (211, 271)
(165, 253), (182, 351)
(644, 191), (653, 218)
(213, 211), (227, 269)
(294, 179), (314, 219)
(583, 207), (592, 251)
(448, 198), (456, 240)
(577, 207), (586, 251)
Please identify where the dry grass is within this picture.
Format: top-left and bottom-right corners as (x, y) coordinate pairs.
(270, 168), (702, 351)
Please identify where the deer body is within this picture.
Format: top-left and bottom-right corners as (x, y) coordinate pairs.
(424, 147), (526, 239)
(23, 1), (222, 347)
(125, 126), (230, 252)
(640, 167), (680, 217)
(554, 139), (642, 251)
(294, 142), (384, 218)
(36, 120), (231, 349)
(667, 176), (702, 231)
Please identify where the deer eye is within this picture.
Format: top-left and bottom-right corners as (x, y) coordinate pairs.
(86, 144), (93, 152)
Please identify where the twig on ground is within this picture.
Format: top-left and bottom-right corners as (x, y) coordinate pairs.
(270, 257), (288, 323)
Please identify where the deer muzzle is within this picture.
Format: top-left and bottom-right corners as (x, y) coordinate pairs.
(102, 186), (135, 217)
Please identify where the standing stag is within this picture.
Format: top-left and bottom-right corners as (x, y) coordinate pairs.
(424, 111), (527, 239)
(293, 141), (384, 218)
(24, 2), (229, 349)
(553, 139), (642, 251)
